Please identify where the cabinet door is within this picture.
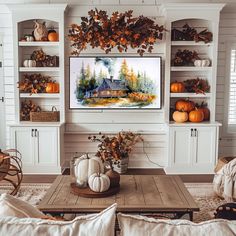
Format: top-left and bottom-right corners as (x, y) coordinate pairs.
(169, 127), (193, 167)
(35, 127), (58, 166)
(193, 127), (216, 166)
(11, 127), (35, 167)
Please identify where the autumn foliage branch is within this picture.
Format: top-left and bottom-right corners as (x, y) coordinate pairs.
(68, 9), (165, 56)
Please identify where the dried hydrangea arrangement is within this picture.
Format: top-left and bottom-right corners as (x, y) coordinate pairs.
(88, 131), (143, 168)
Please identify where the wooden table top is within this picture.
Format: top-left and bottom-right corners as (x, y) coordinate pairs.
(38, 175), (199, 213)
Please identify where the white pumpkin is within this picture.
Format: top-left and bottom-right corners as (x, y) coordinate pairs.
(88, 173), (110, 193)
(23, 59), (36, 67)
(74, 154), (104, 186)
(25, 35), (34, 42)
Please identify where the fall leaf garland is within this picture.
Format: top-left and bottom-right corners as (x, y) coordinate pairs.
(68, 9), (165, 56)
(184, 78), (210, 94)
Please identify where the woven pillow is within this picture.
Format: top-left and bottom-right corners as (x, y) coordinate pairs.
(0, 203), (117, 236)
(0, 193), (45, 218)
(117, 213), (236, 236)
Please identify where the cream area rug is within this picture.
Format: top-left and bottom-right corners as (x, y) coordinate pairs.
(0, 183), (227, 223)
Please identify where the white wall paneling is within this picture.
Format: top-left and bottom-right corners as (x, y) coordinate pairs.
(0, 1), (236, 170)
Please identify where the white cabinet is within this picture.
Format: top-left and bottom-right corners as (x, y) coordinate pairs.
(166, 126), (218, 174)
(10, 126), (61, 174)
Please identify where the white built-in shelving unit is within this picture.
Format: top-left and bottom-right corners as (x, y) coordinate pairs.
(162, 3), (225, 174)
(6, 3), (225, 175)
(8, 4), (67, 174)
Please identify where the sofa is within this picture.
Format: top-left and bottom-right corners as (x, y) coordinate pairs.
(0, 193), (236, 236)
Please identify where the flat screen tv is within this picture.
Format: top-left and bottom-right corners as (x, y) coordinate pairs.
(69, 56), (162, 109)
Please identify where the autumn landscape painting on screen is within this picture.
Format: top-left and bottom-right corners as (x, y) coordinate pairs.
(70, 57), (161, 109)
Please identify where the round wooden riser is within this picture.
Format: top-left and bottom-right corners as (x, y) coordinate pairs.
(70, 183), (120, 198)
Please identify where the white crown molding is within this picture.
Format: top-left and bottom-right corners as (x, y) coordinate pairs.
(7, 4), (67, 12)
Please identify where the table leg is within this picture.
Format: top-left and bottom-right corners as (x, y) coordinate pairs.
(189, 212), (193, 221)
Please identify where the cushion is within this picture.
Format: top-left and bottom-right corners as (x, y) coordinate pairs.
(0, 203), (117, 236)
(0, 193), (45, 218)
(117, 213), (236, 236)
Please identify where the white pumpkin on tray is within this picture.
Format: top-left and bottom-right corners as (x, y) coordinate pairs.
(88, 173), (110, 193)
(74, 153), (104, 188)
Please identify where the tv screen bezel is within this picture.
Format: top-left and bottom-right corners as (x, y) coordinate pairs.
(69, 56), (162, 110)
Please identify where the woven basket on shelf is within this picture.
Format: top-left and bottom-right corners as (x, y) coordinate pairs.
(30, 106), (59, 122)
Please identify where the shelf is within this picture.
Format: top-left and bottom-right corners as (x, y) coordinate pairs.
(168, 121), (222, 127)
(19, 67), (60, 72)
(20, 93), (60, 98)
(10, 122), (64, 127)
(171, 67), (212, 72)
(19, 41), (59, 47)
(171, 41), (212, 46)
(170, 93), (211, 98)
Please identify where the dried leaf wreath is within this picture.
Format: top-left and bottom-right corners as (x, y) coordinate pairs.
(68, 9), (165, 56)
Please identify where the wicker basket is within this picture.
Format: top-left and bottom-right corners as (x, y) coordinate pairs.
(30, 106), (59, 122)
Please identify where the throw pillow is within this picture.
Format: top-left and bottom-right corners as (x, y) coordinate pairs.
(0, 203), (117, 236)
(0, 193), (45, 218)
(117, 213), (236, 236)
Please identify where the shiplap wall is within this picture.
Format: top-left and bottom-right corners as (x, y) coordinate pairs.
(217, 12), (236, 156)
(0, 0), (235, 168)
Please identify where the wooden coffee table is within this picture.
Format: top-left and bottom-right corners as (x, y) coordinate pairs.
(38, 175), (199, 220)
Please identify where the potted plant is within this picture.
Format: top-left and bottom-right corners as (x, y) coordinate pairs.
(88, 131), (143, 174)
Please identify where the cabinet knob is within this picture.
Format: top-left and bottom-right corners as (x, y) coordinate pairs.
(194, 129), (197, 137)
(31, 129), (35, 137)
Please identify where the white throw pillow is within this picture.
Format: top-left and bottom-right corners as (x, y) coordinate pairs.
(0, 203), (117, 236)
(117, 213), (236, 236)
(0, 193), (45, 218)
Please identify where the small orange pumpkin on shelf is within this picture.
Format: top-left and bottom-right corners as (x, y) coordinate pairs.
(175, 99), (195, 112)
(48, 30), (59, 42)
(197, 102), (210, 121)
(45, 82), (59, 93)
(172, 111), (188, 123)
(170, 81), (185, 93)
(189, 109), (204, 123)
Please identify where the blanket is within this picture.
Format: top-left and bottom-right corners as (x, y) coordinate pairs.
(213, 158), (236, 202)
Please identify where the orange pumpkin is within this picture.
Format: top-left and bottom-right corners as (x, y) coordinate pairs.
(48, 32), (59, 42)
(175, 100), (195, 112)
(198, 107), (210, 121)
(45, 82), (59, 93)
(189, 109), (204, 123)
(172, 111), (188, 123)
(170, 82), (185, 93)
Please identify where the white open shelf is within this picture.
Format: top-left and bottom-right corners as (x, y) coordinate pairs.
(19, 67), (60, 72)
(19, 41), (59, 47)
(20, 93), (60, 98)
(171, 66), (212, 72)
(171, 41), (212, 46)
(17, 121), (63, 127)
(170, 93), (211, 98)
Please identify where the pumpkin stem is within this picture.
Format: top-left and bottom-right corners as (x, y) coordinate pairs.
(86, 152), (89, 159)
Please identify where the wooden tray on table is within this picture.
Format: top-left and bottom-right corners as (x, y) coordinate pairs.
(70, 183), (120, 198)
